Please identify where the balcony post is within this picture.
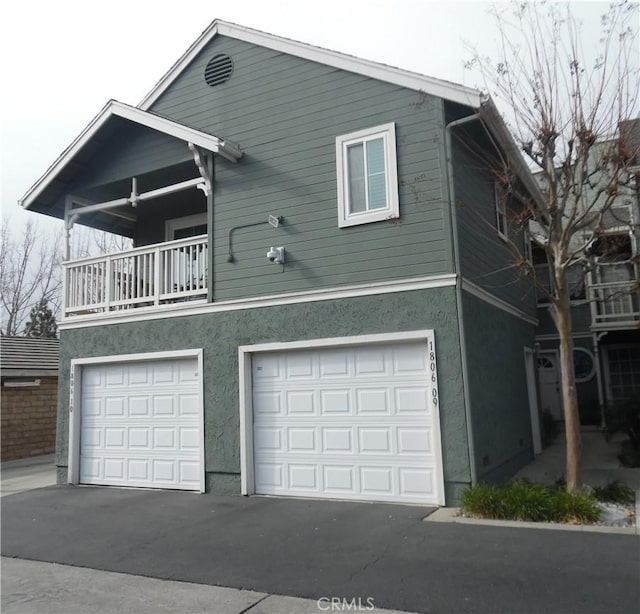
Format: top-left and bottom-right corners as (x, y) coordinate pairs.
(154, 246), (161, 306)
(105, 257), (112, 311)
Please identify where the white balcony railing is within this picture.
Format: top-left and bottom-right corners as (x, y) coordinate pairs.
(588, 280), (640, 327)
(63, 235), (208, 317)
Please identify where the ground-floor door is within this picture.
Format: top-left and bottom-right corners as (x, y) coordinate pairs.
(78, 356), (203, 491)
(250, 339), (444, 505)
(537, 350), (563, 420)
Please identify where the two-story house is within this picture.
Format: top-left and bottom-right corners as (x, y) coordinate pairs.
(19, 20), (543, 505)
(534, 119), (640, 429)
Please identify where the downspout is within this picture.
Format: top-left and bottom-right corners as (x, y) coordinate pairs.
(207, 154), (215, 303)
(444, 111), (481, 486)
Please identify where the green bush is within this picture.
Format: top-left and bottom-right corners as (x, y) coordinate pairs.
(592, 480), (635, 505)
(549, 489), (601, 524)
(461, 480), (601, 524)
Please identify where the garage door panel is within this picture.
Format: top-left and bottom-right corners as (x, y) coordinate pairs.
(395, 387), (429, 413)
(286, 390), (315, 415)
(392, 346), (428, 374)
(179, 394), (200, 415)
(319, 389), (351, 414)
(289, 464), (318, 490)
(252, 341), (443, 504)
(319, 351), (349, 377)
(355, 388), (389, 414)
(80, 358), (201, 491)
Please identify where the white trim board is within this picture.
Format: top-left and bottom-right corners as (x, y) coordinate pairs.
(139, 20), (483, 111)
(67, 349), (205, 493)
(461, 280), (538, 326)
(535, 333), (593, 341)
(19, 100), (241, 211)
(238, 329), (446, 505)
(59, 274), (457, 330)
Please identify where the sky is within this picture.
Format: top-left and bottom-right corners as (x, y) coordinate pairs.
(0, 0), (620, 237)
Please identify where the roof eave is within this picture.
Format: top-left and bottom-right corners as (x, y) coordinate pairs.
(19, 101), (240, 211)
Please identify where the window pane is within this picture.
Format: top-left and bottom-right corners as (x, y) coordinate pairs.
(366, 138), (387, 210)
(347, 143), (366, 213)
(174, 223), (207, 240)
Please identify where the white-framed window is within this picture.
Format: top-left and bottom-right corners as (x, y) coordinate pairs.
(165, 213), (207, 241)
(524, 238), (533, 266)
(336, 123), (399, 228)
(494, 182), (508, 241)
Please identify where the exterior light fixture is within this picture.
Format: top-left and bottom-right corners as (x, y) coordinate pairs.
(266, 246), (285, 264)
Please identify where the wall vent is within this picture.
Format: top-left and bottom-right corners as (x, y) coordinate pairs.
(204, 54), (234, 87)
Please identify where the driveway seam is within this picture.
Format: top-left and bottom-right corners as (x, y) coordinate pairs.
(238, 594), (270, 613)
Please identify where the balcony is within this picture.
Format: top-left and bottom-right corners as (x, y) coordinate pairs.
(589, 280), (640, 329)
(63, 235), (208, 318)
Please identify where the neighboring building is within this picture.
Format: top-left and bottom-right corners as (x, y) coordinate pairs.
(534, 120), (640, 427)
(1, 336), (60, 461)
(19, 20), (543, 505)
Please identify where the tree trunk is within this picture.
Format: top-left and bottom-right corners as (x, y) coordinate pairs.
(554, 282), (582, 491)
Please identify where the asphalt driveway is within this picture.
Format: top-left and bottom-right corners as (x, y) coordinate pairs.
(2, 486), (638, 614)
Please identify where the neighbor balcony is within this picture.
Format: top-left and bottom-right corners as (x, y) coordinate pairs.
(63, 235), (208, 318)
(588, 280), (640, 329)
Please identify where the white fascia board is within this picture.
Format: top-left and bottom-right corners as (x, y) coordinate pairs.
(139, 19), (484, 111)
(19, 100), (239, 211)
(110, 102), (226, 154)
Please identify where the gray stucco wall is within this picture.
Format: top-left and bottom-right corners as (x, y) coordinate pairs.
(56, 286), (472, 504)
(461, 291), (536, 483)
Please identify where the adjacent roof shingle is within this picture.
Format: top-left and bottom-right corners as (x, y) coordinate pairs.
(1, 336), (60, 376)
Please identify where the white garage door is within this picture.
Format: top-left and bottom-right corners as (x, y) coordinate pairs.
(252, 341), (443, 504)
(80, 358), (202, 491)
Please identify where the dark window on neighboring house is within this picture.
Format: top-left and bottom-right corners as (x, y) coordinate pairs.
(606, 346), (640, 400)
(532, 246), (585, 302)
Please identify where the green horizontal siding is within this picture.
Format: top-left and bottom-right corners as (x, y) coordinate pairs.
(149, 35), (452, 300)
(450, 132), (536, 317)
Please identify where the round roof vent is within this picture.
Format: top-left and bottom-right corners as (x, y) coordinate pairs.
(204, 54), (233, 87)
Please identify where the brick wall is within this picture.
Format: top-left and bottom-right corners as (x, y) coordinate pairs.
(1, 377), (58, 461)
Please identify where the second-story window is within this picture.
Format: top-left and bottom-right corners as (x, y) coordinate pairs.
(494, 182), (508, 241)
(336, 123), (399, 228)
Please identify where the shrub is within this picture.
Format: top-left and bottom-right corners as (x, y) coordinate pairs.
(461, 480), (601, 524)
(592, 480), (635, 505)
(460, 483), (504, 519)
(549, 488), (601, 524)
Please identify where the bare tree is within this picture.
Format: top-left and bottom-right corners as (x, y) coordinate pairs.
(0, 220), (63, 336)
(466, 1), (639, 490)
(70, 225), (133, 260)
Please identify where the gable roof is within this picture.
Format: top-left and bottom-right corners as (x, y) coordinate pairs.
(19, 100), (241, 212)
(1, 336), (59, 377)
(139, 19), (485, 110)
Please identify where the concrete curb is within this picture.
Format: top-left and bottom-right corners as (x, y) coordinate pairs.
(425, 506), (637, 535)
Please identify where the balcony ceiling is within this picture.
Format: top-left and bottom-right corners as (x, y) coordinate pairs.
(19, 100), (241, 236)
